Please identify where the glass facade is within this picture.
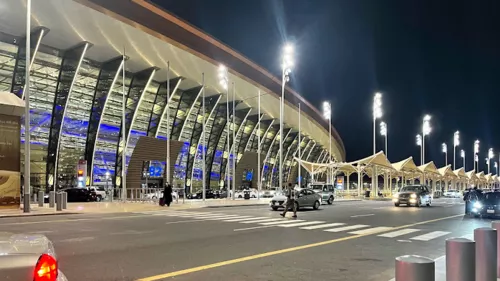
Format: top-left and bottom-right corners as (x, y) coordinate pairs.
(0, 34), (334, 191)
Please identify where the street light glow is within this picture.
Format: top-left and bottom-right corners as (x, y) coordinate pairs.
(373, 93), (382, 119)
(489, 148), (494, 159)
(218, 64), (228, 90)
(423, 115), (431, 136)
(416, 134), (422, 146)
(380, 121), (387, 136)
(474, 140), (480, 154)
(322, 101), (331, 120)
(454, 131), (460, 147)
(442, 143), (447, 153)
(495, 162), (498, 169)
(461, 149), (465, 158)
(282, 43), (294, 73)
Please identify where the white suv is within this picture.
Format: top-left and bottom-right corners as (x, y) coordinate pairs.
(88, 186), (107, 201)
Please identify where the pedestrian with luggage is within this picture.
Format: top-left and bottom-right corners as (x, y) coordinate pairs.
(163, 183), (173, 207)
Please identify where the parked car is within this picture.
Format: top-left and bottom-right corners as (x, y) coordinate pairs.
(443, 189), (461, 198)
(88, 186), (107, 201)
(187, 189), (217, 199)
(144, 190), (178, 201)
(270, 188), (322, 211)
(0, 232), (68, 280)
(392, 185), (432, 207)
(309, 183), (335, 204)
(62, 188), (97, 202)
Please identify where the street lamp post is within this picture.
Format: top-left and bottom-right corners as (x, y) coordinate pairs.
(453, 131), (460, 170)
(373, 93), (382, 155)
(474, 140), (480, 172)
(442, 143), (448, 166)
(280, 43), (293, 190)
(218, 65), (230, 198)
(416, 134), (422, 164)
(488, 148), (494, 174)
(322, 101), (332, 183)
(105, 171), (111, 202)
(380, 122), (387, 157)
(422, 115), (432, 165)
(460, 149), (465, 170)
(23, 0), (32, 212)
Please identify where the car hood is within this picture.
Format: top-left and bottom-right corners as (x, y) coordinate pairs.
(271, 195), (287, 201)
(0, 232), (56, 256)
(397, 191), (418, 196)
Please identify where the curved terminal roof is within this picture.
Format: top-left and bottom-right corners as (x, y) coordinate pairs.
(0, 0), (344, 161)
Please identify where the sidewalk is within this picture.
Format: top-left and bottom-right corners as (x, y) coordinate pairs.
(0, 198), (360, 217)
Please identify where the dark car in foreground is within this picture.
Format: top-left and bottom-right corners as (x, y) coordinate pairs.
(392, 185), (432, 207)
(470, 191), (500, 217)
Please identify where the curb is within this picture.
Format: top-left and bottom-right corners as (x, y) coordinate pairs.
(0, 212), (81, 219)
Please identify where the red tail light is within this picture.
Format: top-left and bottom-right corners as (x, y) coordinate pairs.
(34, 254), (58, 281)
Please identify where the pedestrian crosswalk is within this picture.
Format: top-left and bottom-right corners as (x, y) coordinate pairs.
(136, 210), (451, 242)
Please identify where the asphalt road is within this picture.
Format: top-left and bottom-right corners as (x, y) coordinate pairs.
(0, 198), (491, 281)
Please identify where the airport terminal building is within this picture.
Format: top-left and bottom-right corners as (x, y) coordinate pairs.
(0, 0), (344, 192)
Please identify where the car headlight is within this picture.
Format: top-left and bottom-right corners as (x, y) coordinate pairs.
(473, 202), (482, 209)
(392, 193), (399, 198)
(410, 193), (417, 199)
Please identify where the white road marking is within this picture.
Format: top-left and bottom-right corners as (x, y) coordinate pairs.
(300, 223), (346, 230)
(397, 240), (412, 243)
(189, 214), (231, 219)
(224, 217), (267, 222)
(323, 225), (369, 233)
(110, 230), (154, 235)
(202, 215), (243, 220)
(349, 226), (393, 235)
(350, 214), (375, 218)
(378, 228), (421, 238)
(233, 225), (275, 232)
(31, 230), (54, 234)
(241, 218), (284, 224)
(165, 219), (210, 224)
(260, 220), (305, 225)
(58, 236), (95, 243)
(410, 231), (451, 241)
(278, 221), (326, 228)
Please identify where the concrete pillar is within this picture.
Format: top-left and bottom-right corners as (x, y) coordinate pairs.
(475, 227), (497, 281)
(395, 255), (434, 281)
(446, 238), (475, 281)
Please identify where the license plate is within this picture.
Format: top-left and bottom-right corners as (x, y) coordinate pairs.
(487, 210), (495, 214)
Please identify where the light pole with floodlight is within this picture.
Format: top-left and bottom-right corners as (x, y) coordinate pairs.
(416, 134), (422, 164)
(442, 143), (448, 166)
(453, 131), (460, 170)
(218, 64), (230, 198)
(373, 93), (382, 155)
(380, 122), (387, 157)
(488, 148), (494, 174)
(422, 115), (431, 165)
(322, 101), (332, 183)
(280, 43), (293, 190)
(474, 140), (480, 172)
(461, 149), (465, 170)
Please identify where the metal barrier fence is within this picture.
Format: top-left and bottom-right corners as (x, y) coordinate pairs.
(394, 221), (500, 281)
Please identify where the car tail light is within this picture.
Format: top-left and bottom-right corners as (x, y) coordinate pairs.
(34, 254), (58, 281)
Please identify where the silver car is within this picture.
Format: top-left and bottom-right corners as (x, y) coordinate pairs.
(309, 183), (336, 204)
(270, 188), (322, 211)
(0, 232), (68, 280)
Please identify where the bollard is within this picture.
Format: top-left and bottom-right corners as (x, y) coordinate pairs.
(491, 221), (500, 277)
(446, 237), (475, 281)
(395, 255), (435, 281)
(49, 191), (56, 208)
(56, 193), (63, 211)
(38, 191), (44, 207)
(62, 192), (67, 209)
(475, 227), (497, 281)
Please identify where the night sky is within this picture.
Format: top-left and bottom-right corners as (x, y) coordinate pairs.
(153, 0), (500, 172)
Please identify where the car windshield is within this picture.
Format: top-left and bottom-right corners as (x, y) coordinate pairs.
(310, 185), (323, 191)
(400, 185), (421, 192)
(483, 192), (500, 203)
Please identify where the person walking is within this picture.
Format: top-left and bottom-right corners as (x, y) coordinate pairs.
(163, 182), (173, 207)
(280, 183), (297, 218)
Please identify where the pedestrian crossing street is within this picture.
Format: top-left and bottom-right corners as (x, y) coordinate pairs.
(137, 210), (452, 242)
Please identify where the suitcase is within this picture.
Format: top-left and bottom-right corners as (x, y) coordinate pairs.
(159, 197), (165, 206)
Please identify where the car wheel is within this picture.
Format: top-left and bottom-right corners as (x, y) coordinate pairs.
(271, 206), (278, 211)
(328, 196), (334, 205)
(251, 195), (256, 198)
(96, 195), (102, 202)
(238, 195), (243, 198)
(394, 203), (400, 207)
(313, 200), (320, 210)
